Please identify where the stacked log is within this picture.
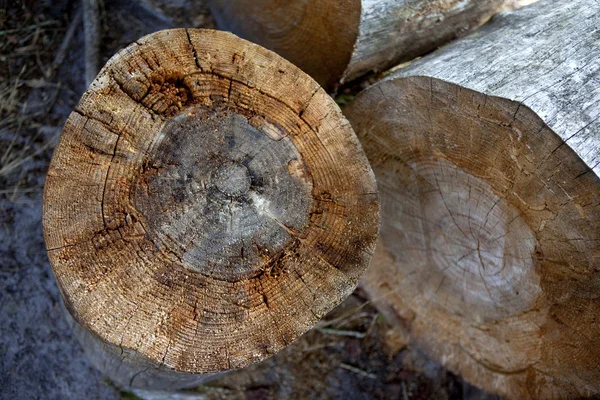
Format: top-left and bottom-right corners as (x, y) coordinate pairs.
(207, 0), (511, 91)
(345, 0), (600, 398)
(42, 29), (379, 390)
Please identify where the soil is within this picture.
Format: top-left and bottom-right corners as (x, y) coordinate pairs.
(0, 1), (504, 399)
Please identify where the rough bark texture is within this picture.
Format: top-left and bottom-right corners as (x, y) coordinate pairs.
(345, 0), (600, 398)
(42, 28), (379, 390)
(342, 0), (511, 84)
(206, 0), (510, 91)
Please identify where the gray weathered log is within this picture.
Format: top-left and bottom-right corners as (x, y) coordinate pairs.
(389, 0), (599, 175)
(346, 0), (600, 398)
(206, 0), (511, 91)
(343, 0), (512, 84)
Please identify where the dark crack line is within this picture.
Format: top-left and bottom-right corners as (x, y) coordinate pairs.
(433, 169), (471, 241)
(257, 278), (288, 346)
(184, 28), (202, 71)
(129, 366), (150, 387)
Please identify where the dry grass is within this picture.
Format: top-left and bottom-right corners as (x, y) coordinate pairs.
(0, 3), (70, 200)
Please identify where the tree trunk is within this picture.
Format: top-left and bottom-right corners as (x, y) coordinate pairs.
(42, 28), (379, 390)
(345, 0), (600, 398)
(206, 0), (511, 92)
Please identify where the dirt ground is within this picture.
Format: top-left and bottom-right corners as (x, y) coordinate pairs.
(0, 1), (504, 399)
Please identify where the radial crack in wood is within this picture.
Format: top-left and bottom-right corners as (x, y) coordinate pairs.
(42, 28), (380, 390)
(345, 1), (600, 398)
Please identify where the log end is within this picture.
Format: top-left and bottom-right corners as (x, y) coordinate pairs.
(42, 28), (379, 378)
(349, 75), (600, 398)
(206, 0), (362, 91)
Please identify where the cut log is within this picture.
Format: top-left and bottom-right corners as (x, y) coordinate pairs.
(206, 0), (511, 91)
(344, 1), (600, 398)
(42, 28), (379, 390)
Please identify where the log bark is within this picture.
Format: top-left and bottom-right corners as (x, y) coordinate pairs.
(42, 28), (379, 390)
(206, 0), (510, 91)
(345, 0), (600, 398)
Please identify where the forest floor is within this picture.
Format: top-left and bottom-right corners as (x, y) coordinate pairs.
(0, 1), (516, 399)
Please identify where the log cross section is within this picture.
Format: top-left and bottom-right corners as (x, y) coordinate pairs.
(346, 1), (600, 398)
(42, 28), (379, 389)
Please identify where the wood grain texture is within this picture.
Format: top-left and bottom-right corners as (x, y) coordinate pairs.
(206, 0), (510, 91)
(42, 28), (379, 389)
(345, 0), (600, 398)
(207, 0), (361, 91)
(343, 0), (510, 83)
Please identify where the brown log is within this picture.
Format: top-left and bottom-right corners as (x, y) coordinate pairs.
(206, 0), (511, 91)
(344, 1), (600, 398)
(42, 28), (379, 390)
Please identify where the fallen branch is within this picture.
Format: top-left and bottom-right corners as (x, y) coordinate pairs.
(49, 7), (83, 79)
(83, 0), (101, 86)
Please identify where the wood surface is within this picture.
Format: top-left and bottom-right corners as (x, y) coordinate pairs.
(42, 28), (379, 389)
(207, 0), (510, 91)
(346, 0), (600, 398)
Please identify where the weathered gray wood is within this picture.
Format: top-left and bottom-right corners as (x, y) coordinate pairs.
(389, 0), (600, 175)
(43, 28), (379, 390)
(206, 0), (510, 91)
(346, 0), (600, 398)
(343, 0), (511, 83)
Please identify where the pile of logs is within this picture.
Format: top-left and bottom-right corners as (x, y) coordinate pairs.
(42, 0), (599, 398)
(207, 0), (513, 91)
